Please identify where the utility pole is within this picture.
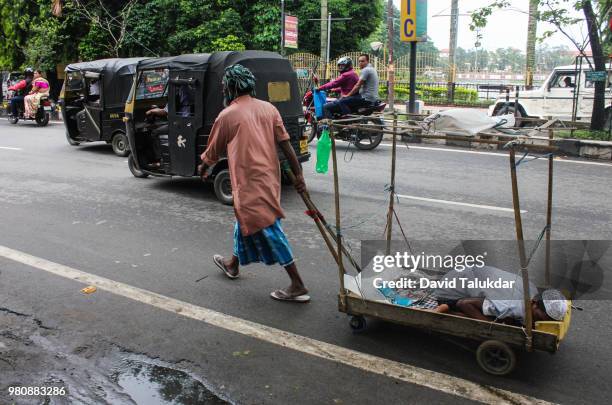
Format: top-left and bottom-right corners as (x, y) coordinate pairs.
(387, 0), (394, 109)
(321, 0), (328, 78)
(280, 0), (286, 56)
(447, 0), (458, 103)
(525, 0), (538, 89)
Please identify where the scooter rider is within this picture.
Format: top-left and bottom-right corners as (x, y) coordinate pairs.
(339, 54), (380, 114)
(313, 56), (359, 119)
(8, 68), (34, 118)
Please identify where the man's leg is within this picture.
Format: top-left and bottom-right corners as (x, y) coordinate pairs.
(10, 96), (23, 116)
(456, 298), (490, 321)
(220, 255), (240, 277)
(281, 262), (308, 296)
(323, 100), (342, 119)
(337, 95), (367, 115)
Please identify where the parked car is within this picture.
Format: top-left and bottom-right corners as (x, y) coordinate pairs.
(489, 63), (612, 124)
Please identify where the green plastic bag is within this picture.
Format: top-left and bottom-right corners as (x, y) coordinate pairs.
(316, 127), (331, 174)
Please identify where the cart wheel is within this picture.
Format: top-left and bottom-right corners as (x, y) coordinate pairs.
(349, 315), (367, 332)
(476, 340), (517, 376)
(214, 169), (233, 206)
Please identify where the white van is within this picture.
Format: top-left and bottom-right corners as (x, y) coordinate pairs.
(489, 64), (612, 123)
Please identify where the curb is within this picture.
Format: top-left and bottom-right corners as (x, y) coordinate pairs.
(386, 133), (612, 161)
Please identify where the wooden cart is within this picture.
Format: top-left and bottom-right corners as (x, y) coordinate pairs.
(291, 116), (573, 376)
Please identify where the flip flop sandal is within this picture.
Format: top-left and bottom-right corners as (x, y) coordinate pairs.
(213, 254), (239, 279)
(270, 289), (311, 303)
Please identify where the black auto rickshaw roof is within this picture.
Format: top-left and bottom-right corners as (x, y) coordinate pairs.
(205, 51), (302, 124)
(135, 54), (211, 71)
(65, 57), (147, 107)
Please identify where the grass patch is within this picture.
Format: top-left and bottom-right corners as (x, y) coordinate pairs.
(556, 129), (612, 141)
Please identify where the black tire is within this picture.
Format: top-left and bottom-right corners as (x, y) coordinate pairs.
(476, 340), (517, 376)
(35, 111), (49, 127)
(128, 155), (149, 178)
(65, 130), (80, 146)
(214, 169), (233, 206)
(349, 315), (367, 332)
(354, 118), (384, 150)
(495, 104), (525, 127)
(9, 115), (18, 125)
(111, 132), (130, 157)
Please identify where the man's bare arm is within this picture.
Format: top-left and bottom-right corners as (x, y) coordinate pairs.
(345, 79), (364, 97)
(279, 140), (306, 194)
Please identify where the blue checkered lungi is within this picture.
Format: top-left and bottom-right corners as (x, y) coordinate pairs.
(233, 219), (294, 267)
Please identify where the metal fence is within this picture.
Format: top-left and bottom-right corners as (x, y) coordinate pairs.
(288, 52), (542, 107)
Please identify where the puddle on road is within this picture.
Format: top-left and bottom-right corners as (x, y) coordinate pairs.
(111, 355), (229, 405)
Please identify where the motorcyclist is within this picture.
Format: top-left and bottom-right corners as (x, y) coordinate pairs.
(8, 68), (34, 118)
(339, 54), (380, 114)
(313, 57), (359, 119)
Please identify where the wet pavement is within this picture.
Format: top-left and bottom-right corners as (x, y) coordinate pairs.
(1, 121), (612, 404)
(0, 309), (229, 404)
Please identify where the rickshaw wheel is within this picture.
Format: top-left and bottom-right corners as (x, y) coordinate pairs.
(476, 340), (517, 376)
(214, 169), (233, 206)
(354, 118), (384, 150)
(112, 132), (130, 157)
(128, 155), (149, 178)
(9, 115), (19, 125)
(65, 130), (80, 146)
(349, 315), (367, 332)
(306, 121), (318, 143)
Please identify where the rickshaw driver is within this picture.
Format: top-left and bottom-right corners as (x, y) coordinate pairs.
(143, 85), (193, 167)
(198, 64), (311, 303)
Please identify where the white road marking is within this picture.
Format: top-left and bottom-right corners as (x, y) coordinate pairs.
(0, 245), (552, 405)
(0, 146), (22, 151)
(377, 143), (612, 167)
(397, 194), (527, 214)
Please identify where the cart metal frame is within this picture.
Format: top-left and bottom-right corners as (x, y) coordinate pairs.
(298, 115), (573, 375)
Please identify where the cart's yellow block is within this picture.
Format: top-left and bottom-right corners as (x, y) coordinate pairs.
(535, 300), (572, 342)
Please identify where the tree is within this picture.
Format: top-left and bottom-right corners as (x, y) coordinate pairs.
(471, 0), (611, 130)
(71, 0), (138, 58)
(525, 0), (539, 88)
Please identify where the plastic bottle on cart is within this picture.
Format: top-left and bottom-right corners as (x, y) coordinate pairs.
(316, 126), (331, 174)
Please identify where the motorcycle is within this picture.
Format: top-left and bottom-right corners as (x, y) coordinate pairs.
(303, 89), (386, 150)
(5, 90), (52, 126)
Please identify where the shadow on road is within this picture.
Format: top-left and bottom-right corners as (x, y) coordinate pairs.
(75, 143), (116, 156)
(149, 177), (219, 203)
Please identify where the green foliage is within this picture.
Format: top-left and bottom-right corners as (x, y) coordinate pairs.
(210, 35), (246, 52)
(0, 0), (382, 69)
(378, 84), (484, 106)
(556, 129), (612, 141)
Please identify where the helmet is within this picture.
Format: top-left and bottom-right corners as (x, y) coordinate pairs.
(337, 57), (353, 73)
(24, 67), (34, 77)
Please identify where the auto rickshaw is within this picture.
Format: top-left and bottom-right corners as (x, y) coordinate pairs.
(60, 58), (146, 156)
(124, 51), (311, 204)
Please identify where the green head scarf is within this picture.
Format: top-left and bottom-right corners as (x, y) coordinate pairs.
(223, 64), (256, 106)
